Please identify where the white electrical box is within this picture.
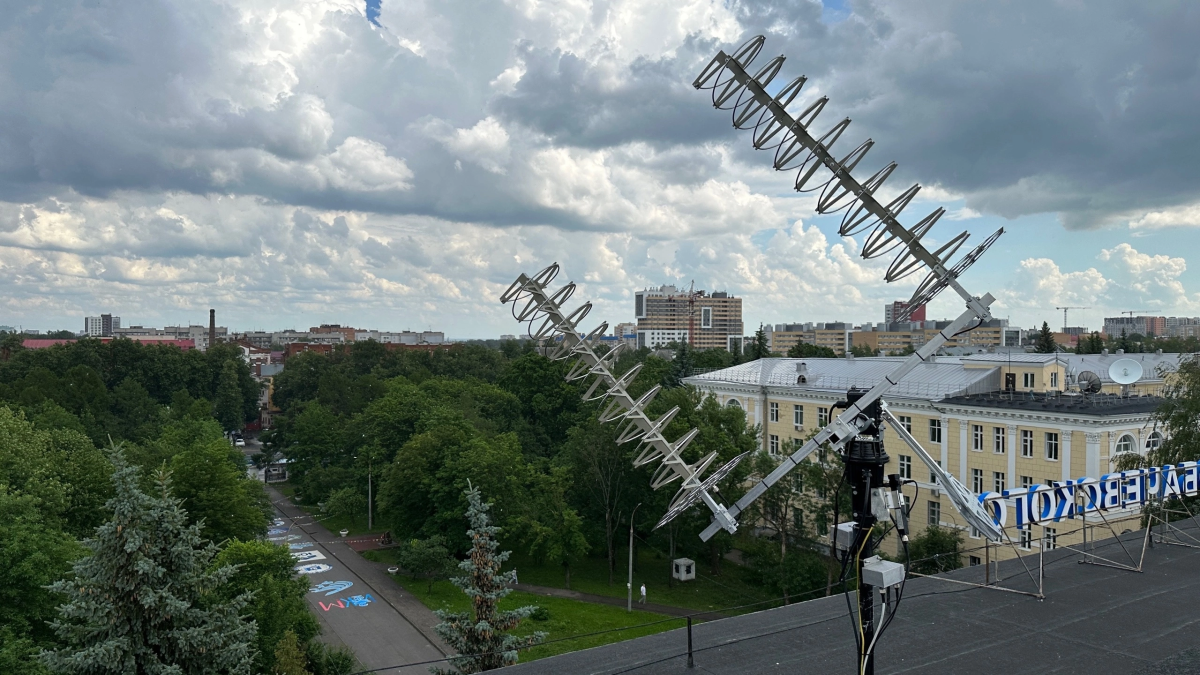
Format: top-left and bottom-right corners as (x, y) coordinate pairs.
(861, 557), (905, 588)
(830, 522), (856, 551)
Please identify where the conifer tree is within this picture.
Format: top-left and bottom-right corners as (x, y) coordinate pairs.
(1034, 321), (1058, 353)
(41, 448), (256, 675)
(272, 630), (310, 675)
(431, 485), (545, 674)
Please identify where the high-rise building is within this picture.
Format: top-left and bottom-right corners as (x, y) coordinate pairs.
(1103, 316), (1166, 338)
(84, 314), (120, 337)
(884, 301), (926, 324)
(634, 285), (743, 350)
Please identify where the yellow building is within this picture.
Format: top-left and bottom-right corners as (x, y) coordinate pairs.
(685, 352), (1181, 564)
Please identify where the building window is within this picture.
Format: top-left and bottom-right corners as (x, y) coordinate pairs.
(969, 555), (981, 566)
(726, 398), (741, 409)
(928, 501), (941, 526)
(1023, 372), (1035, 388)
(1146, 432), (1163, 451)
(993, 471), (1006, 493)
(701, 306), (712, 329)
(1019, 526), (1032, 550)
(1043, 527), (1058, 551)
(1115, 434), (1135, 456)
(972, 469), (983, 494)
(1020, 475), (1034, 490)
(769, 402), (779, 423)
(929, 419), (942, 443)
(818, 407), (829, 426)
(1045, 432), (1060, 461)
(972, 425), (983, 451)
(769, 434), (780, 456)
(1050, 371), (1058, 388)
(898, 455), (912, 480)
(793, 405), (803, 428)
(897, 416), (912, 433)
(993, 427), (1006, 454)
(1021, 429), (1033, 458)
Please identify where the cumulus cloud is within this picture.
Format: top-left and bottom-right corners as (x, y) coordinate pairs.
(4, 0), (1200, 333)
(998, 243), (1200, 319)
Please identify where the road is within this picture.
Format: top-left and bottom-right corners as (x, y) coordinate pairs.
(243, 437), (450, 673)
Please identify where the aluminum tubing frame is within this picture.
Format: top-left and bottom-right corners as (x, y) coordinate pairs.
(503, 271), (737, 529)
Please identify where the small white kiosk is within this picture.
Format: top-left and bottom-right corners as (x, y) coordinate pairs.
(672, 557), (696, 582)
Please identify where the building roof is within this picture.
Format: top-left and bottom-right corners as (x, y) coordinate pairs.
(959, 351), (1188, 385)
(500, 525), (1200, 675)
(21, 339), (76, 349)
(685, 357), (999, 401)
(940, 390), (1164, 417)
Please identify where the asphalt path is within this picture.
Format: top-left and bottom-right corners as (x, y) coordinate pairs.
(261, 471), (448, 673)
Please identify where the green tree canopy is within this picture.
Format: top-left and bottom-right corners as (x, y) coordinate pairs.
(1034, 321), (1059, 353)
(41, 450), (256, 674)
(787, 343), (837, 358)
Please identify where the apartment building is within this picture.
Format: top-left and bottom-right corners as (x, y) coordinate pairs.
(113, 324), (227, 351)
(634, 285), (743, 350)
(685, 351), (1181, 564)
(84, 314), (120, 337)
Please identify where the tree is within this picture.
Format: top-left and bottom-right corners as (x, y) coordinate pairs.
(170, 438), (271, 543)
(41, 449), (256, 674)
(787, 343), (837, 358)
(744, 449), (809, 602)
(746, 324), (771, 361)
(906, 525), (964, 575)
(1034, 321), (1058, 353)
(215, 359), (246, 432)
(514, 469), (590, 589)
(398, 535), (458, 592)
(273, 630), (310, 675)
(566, 417), (632, 584)
(849, 343), (879, 357)
(431, 484), (545, 674)
(213, 540), (319, 675)
(323, 487), (368, 526)
(665, 341), (695, 388)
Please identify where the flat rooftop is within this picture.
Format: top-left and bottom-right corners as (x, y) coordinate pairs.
(500, 522), (1200, 674)
(941, 390), (1164, 416)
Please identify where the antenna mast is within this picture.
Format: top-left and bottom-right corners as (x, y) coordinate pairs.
(688, 35), (1008, 674)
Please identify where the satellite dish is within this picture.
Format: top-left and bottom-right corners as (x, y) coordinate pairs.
(1077, 370), (1102, 394)
(1109, 359), (1143, 386)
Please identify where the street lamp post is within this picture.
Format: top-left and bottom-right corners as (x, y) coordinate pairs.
(627, 502), (642, 612)
(367, 453), (373, 531)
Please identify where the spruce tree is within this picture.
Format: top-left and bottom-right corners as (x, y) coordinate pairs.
(41, 449), (256, 675)
(214, 360), (244, 433)
(431, 485), (545, 674)
(272, 631), (310, 675)
(1034, 321), (1058, 353)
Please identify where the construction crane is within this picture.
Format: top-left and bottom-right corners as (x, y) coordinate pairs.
(1122, 310), (1146, 318)
(1055, 306), (1089, 333)
(686, 280), (702, 347)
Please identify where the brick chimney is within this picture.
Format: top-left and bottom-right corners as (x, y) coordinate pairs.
(209, 309), (216, 348)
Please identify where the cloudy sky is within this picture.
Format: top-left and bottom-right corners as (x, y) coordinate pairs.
(3, 0), (1200, 337)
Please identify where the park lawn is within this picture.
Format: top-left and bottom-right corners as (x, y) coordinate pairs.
(366, 547), (780, 616)
(395, 575), (682, 662)
(503, 549), (780, 615)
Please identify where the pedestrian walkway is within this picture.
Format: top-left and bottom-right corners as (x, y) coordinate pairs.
(267, 486), (449, 673)
(510, 582), (729, 620)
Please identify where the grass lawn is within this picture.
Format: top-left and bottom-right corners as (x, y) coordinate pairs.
(366, 546), (781, 616)
(393, 574), (682, 662)
(502, 549), (780, 615)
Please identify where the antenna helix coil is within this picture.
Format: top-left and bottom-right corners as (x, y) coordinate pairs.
(500, 264), (745, 532)
(693, 35), (1003, 322)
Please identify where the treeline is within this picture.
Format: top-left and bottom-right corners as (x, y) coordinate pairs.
(265, 340), (839, 595)
(0, 339), (341, 674)
(266, 341), (755, 573)
(0, 337), (261, 442)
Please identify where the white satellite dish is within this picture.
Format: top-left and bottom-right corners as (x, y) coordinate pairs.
(1109, 358), (1143, 385)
